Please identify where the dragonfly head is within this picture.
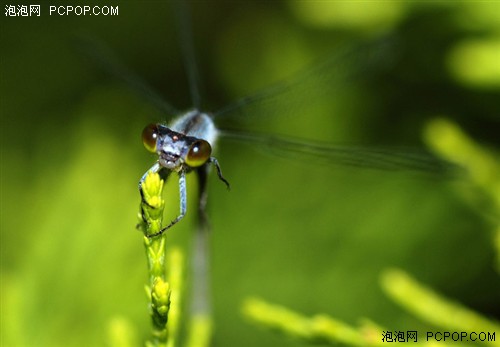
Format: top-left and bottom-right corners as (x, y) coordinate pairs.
(142, 123), (212, 171)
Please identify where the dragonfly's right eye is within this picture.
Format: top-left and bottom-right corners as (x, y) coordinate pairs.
(142, 124), (158, 153)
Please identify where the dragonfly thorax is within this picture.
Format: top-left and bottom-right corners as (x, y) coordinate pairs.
(170, 110), (218, 146)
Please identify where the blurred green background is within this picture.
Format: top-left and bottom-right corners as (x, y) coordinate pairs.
(1, 1), (499, 346)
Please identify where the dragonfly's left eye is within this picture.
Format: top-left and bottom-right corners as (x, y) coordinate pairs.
(142, 124), (158, 153)
(185, 140), (211, 167)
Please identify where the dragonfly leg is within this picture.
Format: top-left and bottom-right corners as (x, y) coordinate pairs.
(209, 157), (230, 190)
(146, 170), (187, 238)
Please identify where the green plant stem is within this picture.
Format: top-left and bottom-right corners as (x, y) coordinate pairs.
(242, 297), (371, 346)
(425, 118), (500, 271)
(140, 172), (170, 346)
(381, 268), (500, 347)
(243, 297), (476, 346)
(425, 118), (500, 209)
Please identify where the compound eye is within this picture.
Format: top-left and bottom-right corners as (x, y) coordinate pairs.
(142, 124), (158, 153)
(185, 140), (211, 167)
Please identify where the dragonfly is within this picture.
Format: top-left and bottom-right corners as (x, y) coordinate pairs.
(80, 0), (458, 318)
(134, 44), (456, 239)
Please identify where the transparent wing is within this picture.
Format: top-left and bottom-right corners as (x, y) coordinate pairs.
(75, 36), (179, 116)
(219, 129), (462, 176)
(212, 37), (397, 128)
